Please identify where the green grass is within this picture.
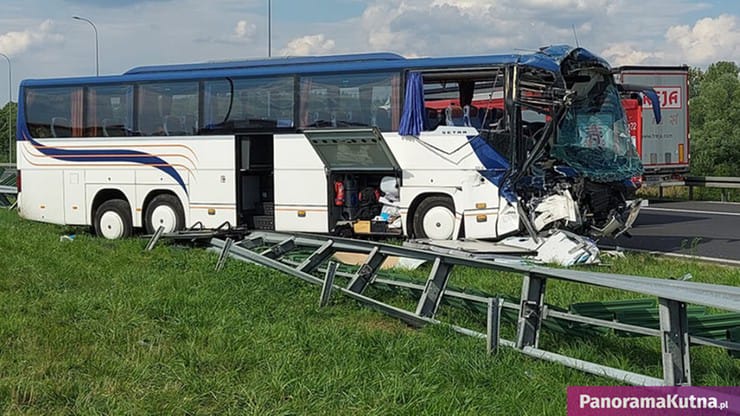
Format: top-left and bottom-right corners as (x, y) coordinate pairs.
(0, 209), (738, 415)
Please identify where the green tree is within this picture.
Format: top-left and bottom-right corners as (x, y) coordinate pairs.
(0, 101), (17, 163)
(688, 66), (704, 100)
(689, 61), (740, 176)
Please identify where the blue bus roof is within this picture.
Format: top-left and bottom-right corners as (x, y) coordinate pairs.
(125, 52), (406, 75)
(20, 45), (609, 88)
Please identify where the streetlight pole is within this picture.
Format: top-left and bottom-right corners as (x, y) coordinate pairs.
(267, 0), (272, 57)
(0, 53), (11, 163)
(73, 15), (99, 76)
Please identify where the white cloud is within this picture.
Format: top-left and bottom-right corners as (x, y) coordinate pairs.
(665, 14), (740, 65)
(518, 0), (607, 10)
(280, 34), (336, 56)
(234, 20), (256, 40)
(601, 42), (664, 66)
(0, 20), (63, 56)
(352, 0), (613, 57)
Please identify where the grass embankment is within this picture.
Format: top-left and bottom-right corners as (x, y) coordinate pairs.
(0, 209), (738, 414)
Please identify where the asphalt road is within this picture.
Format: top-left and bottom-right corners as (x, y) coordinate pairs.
(601, 200), (740, 262)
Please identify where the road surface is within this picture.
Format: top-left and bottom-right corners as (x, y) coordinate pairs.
(602, 200), (740, 262)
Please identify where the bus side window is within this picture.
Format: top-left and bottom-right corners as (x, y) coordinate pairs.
(102, 118), (128, 137)
(137, 87), (163, 136)
(373, 107), (390, 130)
(86, 85), (133, 137)
(51, 117), (71, 138)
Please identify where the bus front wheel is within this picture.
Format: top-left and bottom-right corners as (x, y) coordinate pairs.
(94, 199), (133, 239)
(412, 196), (457, 240)
(145, 194), (185, 234)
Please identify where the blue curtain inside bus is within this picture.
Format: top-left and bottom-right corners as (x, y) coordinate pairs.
(399, 72), (424, 136)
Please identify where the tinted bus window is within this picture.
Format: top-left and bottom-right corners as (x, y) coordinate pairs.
(203, 76), (294, 130)
(85, 85), (133, 137)
(136, 82), (198, 136)
(299, 72), (400, 131)
(25, 86), (84, 138)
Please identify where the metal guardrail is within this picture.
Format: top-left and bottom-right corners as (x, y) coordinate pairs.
(179, 230), (740, 387)
(655, 175), (740, 201)
(685, 176), (740, 201)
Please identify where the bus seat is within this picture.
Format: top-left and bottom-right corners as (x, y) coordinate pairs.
(183, 114), (198, 135)
(445, 105), (464, 126)
(373, 108), (390, 131)
(463, 105), (481, 128)
(424, 108), (441, 130)
(480, 107), (504, 129)
(164, 115), (186, 136)
(102, 118), (128, 137)
(307, 111), (332, 127)
(51, 117), (71, 138)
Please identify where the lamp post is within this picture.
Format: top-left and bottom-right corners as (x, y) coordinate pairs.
(0, 53), (10, 163)
(73, 15), (99, 76)
(267, 0), (272, 57)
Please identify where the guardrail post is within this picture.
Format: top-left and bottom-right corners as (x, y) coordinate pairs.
(487, 297), (503, 354)
(658, 298), (691, 386)
(688, 185), (693, 200)
(415, 257), (452, 318)
(260, 237), (296, 259)
(215, 237), (234, 271)
(516, 273), (547, 349)
(144, 226), (165, 251)
(346, 246), (387, 294)
(297, 239), (335, 273)
(319, 261), (337, 307)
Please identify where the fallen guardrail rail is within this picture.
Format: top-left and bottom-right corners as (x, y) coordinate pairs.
(145, 229), (739, 386)
(0, 163), (16, 208)
(0, 185), (16, 208)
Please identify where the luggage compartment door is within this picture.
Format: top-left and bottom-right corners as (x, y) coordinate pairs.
(304, 128), (401, 172)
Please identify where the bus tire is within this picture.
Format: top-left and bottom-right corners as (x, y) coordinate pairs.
(412, 196), (457, 240)
(94, 199), (133, 239)
(145, 194), (185, 234)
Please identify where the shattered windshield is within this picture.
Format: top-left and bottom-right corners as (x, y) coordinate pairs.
(553, 72), (643, 182)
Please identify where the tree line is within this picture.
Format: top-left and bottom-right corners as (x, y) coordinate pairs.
(0, 102), (16, 163)
(689, 62), (740, 177)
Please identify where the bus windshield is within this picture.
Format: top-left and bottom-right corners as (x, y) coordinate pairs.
(554, 71), (642, 182)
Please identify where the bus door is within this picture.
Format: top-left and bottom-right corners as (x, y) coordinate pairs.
(304, 128), (401, 233)
(236, 134), (275, 230)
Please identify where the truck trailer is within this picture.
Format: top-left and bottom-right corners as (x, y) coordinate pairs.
(616, 65), (690, 185)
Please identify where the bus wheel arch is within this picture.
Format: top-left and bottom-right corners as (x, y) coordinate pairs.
(409, 193), (461, 240)
(143, 191), (185, 234)
(92, 191), (133, 239)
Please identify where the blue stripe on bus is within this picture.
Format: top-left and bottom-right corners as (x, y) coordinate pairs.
(27, 137), (188, 194)
(467, 135), (516, 203)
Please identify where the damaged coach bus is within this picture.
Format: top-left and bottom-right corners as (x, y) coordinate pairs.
(16, 45), (648, 241)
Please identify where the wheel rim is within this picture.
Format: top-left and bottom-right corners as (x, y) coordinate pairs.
(422, 206), (455, 240)
(150, 205), (179, 233)
(99, 211), (125, 239)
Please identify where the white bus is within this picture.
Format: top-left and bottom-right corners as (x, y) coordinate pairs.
(16, 45), (643, 240)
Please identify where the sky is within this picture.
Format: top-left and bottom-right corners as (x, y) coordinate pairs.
(0, 0), (739, 104)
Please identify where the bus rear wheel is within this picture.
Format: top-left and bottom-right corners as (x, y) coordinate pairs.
(94, 199), (133, 239)
(412, 196), (457, 240)
(145, 194), (185, 234)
